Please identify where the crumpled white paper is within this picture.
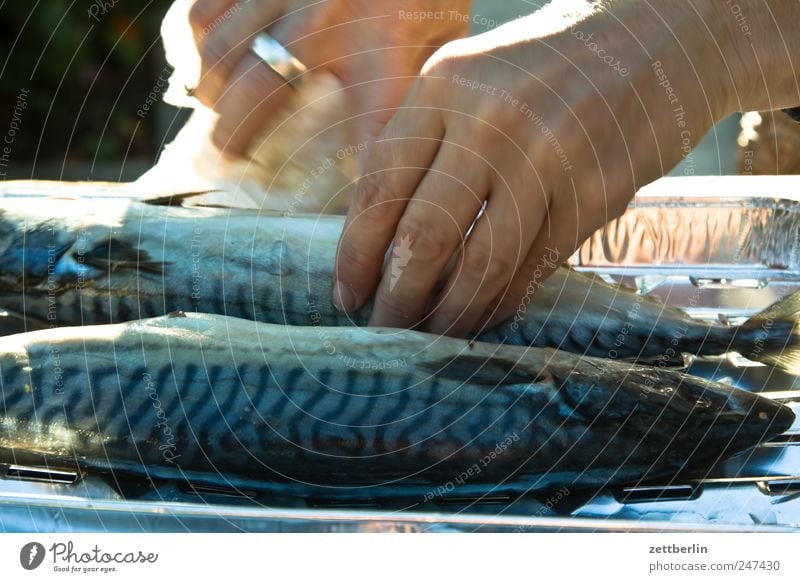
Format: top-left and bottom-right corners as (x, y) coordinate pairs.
(135, 0), (356, 214)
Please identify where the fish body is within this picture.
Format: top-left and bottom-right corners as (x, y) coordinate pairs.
(478, 266), (800, 373)
(0, 312), (792, 498)
(0, 195), (798, 372)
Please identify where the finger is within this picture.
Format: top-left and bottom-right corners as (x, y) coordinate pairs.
(210, 51), (295, 157)
(193, 0), (288, 107)
(426, 182), (536, 337)
(351, 74), (418, 158)
(481, 170), (627, 332)
(333, 106), (445, 312)
(481, 198), (581, 332)
(368, 143), (489, 329)
(188, 0), (238, 37)
(349, 50), (429, 149)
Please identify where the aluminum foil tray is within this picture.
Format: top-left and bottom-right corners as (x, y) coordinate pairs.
(572, 175), (800, 281)
(2, 176), (800, 533)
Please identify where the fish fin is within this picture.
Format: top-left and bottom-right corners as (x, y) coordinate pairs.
(750, 288), (800, 321)
(739, 289), (800, 374)
(0, 309), (49, 336)
(418, 354), (544, 386)
(82, 256), (169, 275)
(102, 260), (168, 274)
(82, 239), (170, 275)
(141, 189), (222, 206)
(755, 351), (800, 376)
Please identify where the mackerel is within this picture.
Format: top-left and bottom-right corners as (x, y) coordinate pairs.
(0, 312), (792, 498)
(1, 195), (799, 372)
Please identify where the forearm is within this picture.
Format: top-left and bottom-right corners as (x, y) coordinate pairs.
(501, 1), (800, 115)
(603, 0), (800, 115)
(713, 0), (800, 112)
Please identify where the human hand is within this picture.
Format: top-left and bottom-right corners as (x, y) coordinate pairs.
(188, 0), (471, 157)
(332, 0), (744, 337)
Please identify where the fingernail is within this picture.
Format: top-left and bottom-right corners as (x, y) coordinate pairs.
(333, 280), (358, 312)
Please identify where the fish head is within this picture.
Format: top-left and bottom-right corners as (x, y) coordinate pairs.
(544, 356), (795, 484)
(0, 209), (76, 286)
(0, 200), (167, 295)
(658, 371), (796, 459)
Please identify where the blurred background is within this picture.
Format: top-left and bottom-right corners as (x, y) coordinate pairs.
(0, 0), (183, 181)
(0, 0), (780, 182)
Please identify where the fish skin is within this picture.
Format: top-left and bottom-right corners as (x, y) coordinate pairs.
(0, 312), (792, 498)
(477, 267), (800, 370)
(0, 196), (798, 371)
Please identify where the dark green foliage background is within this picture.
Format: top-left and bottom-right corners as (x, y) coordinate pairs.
(0, 0), (182, 180)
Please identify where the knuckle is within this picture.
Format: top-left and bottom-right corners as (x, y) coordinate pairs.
(336, 239), (378, 275)
(396, 218), (449, 264)
(197, 36), (218, 67)
(462, 246), (514, 283)
(373, 288), (416, 325)
(198, 35), (233, 73)
(355, 172), (394, 219)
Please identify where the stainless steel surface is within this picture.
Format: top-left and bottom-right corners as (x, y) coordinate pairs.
(2, 176), (800, 532)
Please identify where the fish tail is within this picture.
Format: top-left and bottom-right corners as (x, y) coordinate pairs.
(734, 288), (800, 374)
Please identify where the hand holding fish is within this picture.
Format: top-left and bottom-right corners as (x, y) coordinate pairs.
(188, 0), (471, 157)
(333, 0), (800, 336)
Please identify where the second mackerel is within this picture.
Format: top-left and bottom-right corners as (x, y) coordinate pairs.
(0, 312), (793, 498)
